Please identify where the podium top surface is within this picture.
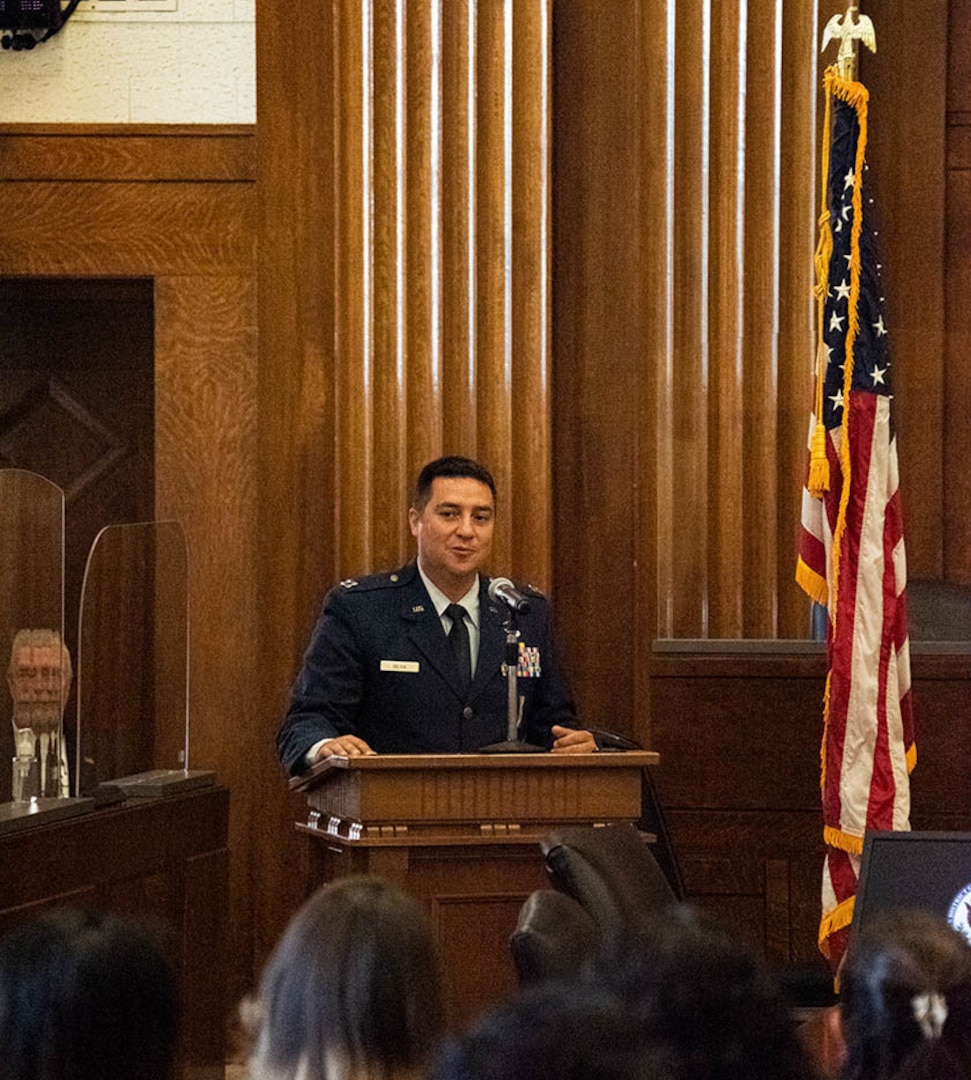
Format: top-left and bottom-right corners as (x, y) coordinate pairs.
(290, 750), (658, 792)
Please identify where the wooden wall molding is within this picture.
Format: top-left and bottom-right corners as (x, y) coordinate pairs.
(0, 124), (255, 182)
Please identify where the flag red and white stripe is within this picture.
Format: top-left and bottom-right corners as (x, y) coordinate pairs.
(796, 69), (913, 966)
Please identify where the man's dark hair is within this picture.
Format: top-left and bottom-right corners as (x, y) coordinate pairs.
(411, 456), (497, 512)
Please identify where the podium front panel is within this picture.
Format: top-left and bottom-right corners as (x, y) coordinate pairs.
(296, 751), (657, 1026)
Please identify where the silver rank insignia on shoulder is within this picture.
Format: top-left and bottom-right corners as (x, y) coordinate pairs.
(339, 578), (359, 589)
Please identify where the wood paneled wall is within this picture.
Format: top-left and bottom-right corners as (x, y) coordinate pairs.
(944, 0), (971, 582)
(660, 0), (820, 643)
(861, 0), (950, 579)
(262, 0), (551, 588)
(0, 125), (260, 1001)
(553, 0), (826, 733)
(2, 0), (965, 1003)
(553, 0), (970, 964)
(256, 0), (555, 963)
(552, 0), (967, 737)
(256, 0), (969, 968)
(651, 649), (971, 962)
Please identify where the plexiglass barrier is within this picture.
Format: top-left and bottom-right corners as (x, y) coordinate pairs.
(77, 521), (188, 797)
(0, 469), (68, 805)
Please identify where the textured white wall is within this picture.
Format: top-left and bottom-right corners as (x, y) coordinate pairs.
(0, 0), (255, 124)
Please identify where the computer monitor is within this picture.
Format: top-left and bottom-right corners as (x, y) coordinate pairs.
(853, 831), (971, 947)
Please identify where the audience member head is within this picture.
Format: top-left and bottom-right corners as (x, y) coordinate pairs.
(0, 907), (179, 1080)
(598, 904), (816, 1080)
(247, 876), (444, 1080)
(433, 979), (676, 1080)
(839, 909), (971, 1080)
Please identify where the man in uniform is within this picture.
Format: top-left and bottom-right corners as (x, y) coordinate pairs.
(277, 456), (595, 774)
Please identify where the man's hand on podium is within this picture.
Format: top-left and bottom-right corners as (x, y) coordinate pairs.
(550, 725), (598, 754)
(316, 735), (377, 759)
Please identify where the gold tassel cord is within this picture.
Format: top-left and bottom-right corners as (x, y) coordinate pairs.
(808, 73), (836, 498)
(824, 65), (869, 639)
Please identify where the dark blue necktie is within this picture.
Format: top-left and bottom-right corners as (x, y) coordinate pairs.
(445, 603), (471, 691)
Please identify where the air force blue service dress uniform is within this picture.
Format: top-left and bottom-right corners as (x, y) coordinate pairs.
(277, 563), (577, 775)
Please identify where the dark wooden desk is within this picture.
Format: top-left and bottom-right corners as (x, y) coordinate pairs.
(0, 786), (230, 1080)
(296, 752), (658, 1026)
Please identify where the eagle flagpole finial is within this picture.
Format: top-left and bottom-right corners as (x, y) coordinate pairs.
(821, 5), (876, 81)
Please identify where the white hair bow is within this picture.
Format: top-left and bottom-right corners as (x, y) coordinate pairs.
(912, 991), (948, 1040)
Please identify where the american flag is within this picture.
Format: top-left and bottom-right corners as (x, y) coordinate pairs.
(796, 69), (914, 967)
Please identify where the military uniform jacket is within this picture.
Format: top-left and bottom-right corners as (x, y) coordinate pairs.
(277, 563), (578, 775)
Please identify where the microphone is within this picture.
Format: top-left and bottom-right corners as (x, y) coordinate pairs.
(488, 577), (531, 614)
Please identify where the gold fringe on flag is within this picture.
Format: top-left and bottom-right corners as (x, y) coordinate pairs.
(795, 556), (828, 607)
(824, 824), (865, 855)
(818, 894), (856, 961)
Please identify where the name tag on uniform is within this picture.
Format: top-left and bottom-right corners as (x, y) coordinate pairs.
(380, 660), (420, 673)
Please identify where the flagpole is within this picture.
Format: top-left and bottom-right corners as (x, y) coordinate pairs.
(820, 4), (877, 82)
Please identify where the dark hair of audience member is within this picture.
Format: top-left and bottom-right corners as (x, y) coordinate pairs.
(0, 907), (180, 1080)
(247, 876), (445, 1080)
(839, 909), (971, 1080)
(597, 904), (817, 1080)
(433, 979), (677, 1080)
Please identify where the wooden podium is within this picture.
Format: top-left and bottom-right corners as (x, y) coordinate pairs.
(293, 751), (658, 1025)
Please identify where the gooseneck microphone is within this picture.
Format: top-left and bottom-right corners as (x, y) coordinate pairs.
(487, 577), (531, 614)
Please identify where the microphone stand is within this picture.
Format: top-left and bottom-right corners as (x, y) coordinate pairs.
(477, 613), (545, 754)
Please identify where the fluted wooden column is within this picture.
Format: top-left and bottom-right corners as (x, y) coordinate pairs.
(257, 1), (552, 968)
(332, 0), (552, 585)
(554, 0), (827, 732)
(645, 0), (822, 642)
